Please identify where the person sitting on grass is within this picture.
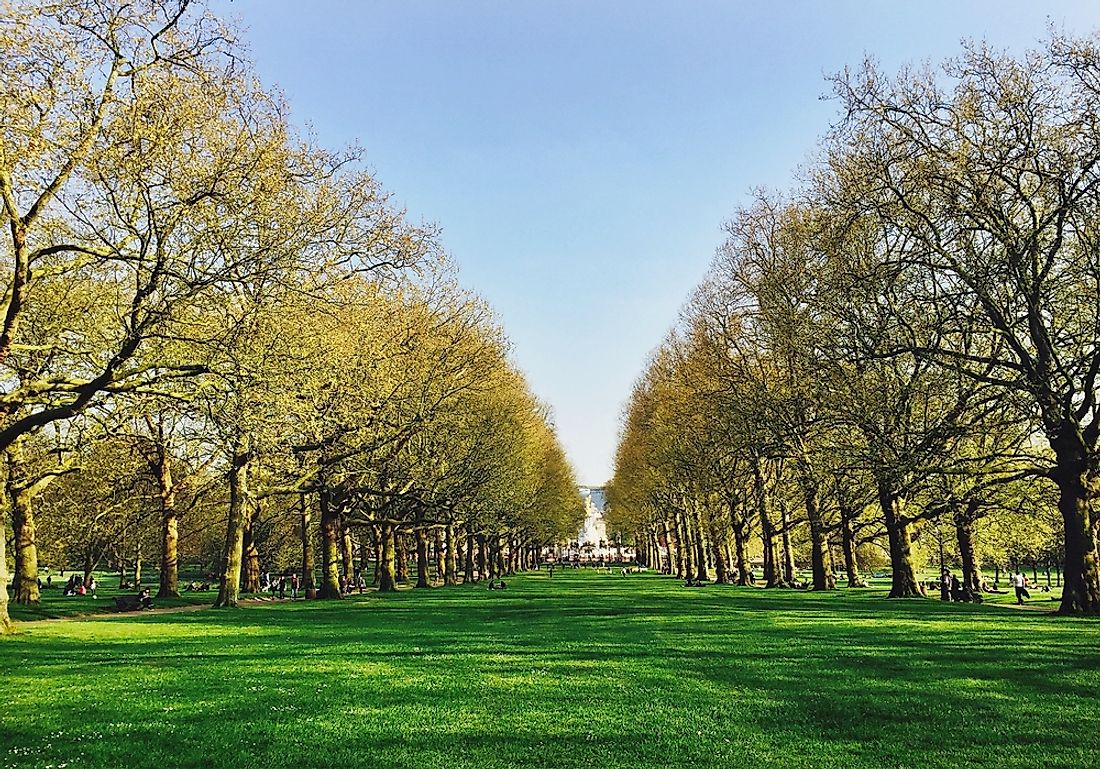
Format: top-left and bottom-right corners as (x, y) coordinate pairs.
(950, 574), (965, 602)
(138, 588), (153, 609)
(488, 578), (507, 590)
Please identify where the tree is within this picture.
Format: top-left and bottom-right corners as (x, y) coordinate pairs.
(0, 1), (243, 451)
(831, 38), (1100, 613)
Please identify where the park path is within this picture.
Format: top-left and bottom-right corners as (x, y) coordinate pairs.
(18, 596), (293, 624)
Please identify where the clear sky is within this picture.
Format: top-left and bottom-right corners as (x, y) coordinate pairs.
(211, 0), (1099, 485)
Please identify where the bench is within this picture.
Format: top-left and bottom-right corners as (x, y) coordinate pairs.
(113, 595), (143, 612)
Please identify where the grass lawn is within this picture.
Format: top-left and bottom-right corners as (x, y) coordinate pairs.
(2, 570), (1097, 769)
(7, 578), (215, 622)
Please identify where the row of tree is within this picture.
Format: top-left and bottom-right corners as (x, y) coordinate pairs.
(0, 0), (584, 633)
(608, 33), (1100, 615)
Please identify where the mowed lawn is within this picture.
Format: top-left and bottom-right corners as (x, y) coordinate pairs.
(2, 571), (1097, 769)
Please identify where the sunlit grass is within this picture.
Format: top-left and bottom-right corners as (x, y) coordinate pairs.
(2, 570), (1097, 769)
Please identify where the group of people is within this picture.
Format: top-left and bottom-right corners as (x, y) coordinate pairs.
(261, 572), (302, 599)
(939, 570), (984, 603)
(61, 574), (96, 597)
(337, 573), (364, 595)
(939, 568), (1046, 605)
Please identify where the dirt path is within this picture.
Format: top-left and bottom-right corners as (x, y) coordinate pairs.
(18, 596), (293, 624)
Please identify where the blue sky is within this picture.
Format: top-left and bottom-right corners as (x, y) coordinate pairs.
(211, 0), (1099, 485)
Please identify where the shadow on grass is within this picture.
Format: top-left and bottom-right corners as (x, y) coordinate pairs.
(2, 570), (1098, 769)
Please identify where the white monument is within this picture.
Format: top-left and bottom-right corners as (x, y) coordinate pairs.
(578, 486), (609, 557)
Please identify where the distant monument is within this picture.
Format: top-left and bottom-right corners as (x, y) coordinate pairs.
(578, 486), (609, 557)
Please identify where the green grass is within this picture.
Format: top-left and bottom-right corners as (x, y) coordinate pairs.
(2, 570), (1097, 769)
(7, 577), (214, 622)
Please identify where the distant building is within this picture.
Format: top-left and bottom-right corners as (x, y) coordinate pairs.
(546, 486), (634, 562)
(578, 486), (608, 553)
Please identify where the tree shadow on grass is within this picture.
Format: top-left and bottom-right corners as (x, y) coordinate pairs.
(3, 572), (1098, 769)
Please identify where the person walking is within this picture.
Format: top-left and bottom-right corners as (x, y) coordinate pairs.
(290, 573), (299, 599)
(1013, 570), (1030, 605)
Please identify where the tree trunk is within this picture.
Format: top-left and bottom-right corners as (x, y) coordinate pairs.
(803, 482), (831, 590)
(1049, 423), (1100, 614)
(678, 509), (692, 578)
(372, 525), (381, 587)
(456, 530), (466, 578)
(156, 456), (180, 598)
(9, 487), (39, 604)
(434, 528), (446, 581)
(676, 510), (692, 579)
(157, 506), (180, 598)
(133, 541), (142, 588)
(475, 534), (487, 581)
(6, 441), (40, 605)
(753, 461), (782, 587)
(214, 442), (252, 608)
(445, 524), (458, 586)
(660, 517), (677, 576)
(464, 532), (475, 583)
(317, 489), (342, 599)
(729, 499), (750, 585)
(242, 503), (260, 593)
(395, 533), (409, 583)
(778, 498), (795, 586)
(359, 531), (370, 588)
(0, 497), (14, 633)
(827, 540), (838, 586)
(711, 528), (730, 584)
(879, 481), (924, 598)
(840, 502), (862, 587)
(300, 494), (317, 599)
(692, 507), (708, 582)
(954, 500), (983, 596)
(377, 522), (397, 593)
(415, 528), (431, 588)
(341, 527), (355, 581)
